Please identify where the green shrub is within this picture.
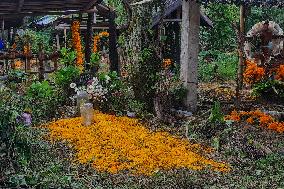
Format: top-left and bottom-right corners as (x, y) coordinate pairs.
(26, 81), (61, 123)
(128, 48), (161, 112)
(0, 87), (28, 181)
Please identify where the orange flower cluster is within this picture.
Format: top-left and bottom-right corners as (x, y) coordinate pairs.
(163, 59), (172, 69)
(243, 60), (265, 84)
(23, 44), (31, 56)
(12, 43), (17, 51)
(47, 112), (229, 175)
(226, 110), (284, 133)
(71, 21), (84, 69)
(93, 31), (109, 53)
(275, 65), (284, 81)
(14, 60), (23, 69)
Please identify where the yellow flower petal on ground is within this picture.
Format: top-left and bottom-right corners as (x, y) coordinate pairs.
(46, 113), (230, 175)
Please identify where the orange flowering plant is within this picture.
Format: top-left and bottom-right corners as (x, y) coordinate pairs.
(71, 21), (84, 70)
(162, 59), (172, 69)
(244, 59), (284, 101)
(226, 110), (284, 133)
(93, 31), (109, 53)
(243, 60), (265, 84)
(14, 60), (23, 69)
(275, 65), (284, 81)
(23, 44), (31, 56)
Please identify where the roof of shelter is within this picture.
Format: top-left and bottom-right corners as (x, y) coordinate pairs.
(152, 0), (213, 27)
(199, 0), (284, 7)
(0, 0), (100, 19)
(29, 14), (111, 30)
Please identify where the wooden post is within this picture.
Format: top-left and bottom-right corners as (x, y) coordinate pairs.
(180, 0), (200, 113)
(64, 28), (67, 48)
(52, 45), (58, 71)
(26, 43), (31, 72)
(1, 19), (4, 40)
(85, 13), (94, 70)
(7, 28), (11, 44)
(12, 27), (16, 44)
(56, 33), (60, 50)
(109, 11), (119, 74)
(93, 12), (97, 23)
(38, 43), (45, 81)
(235, 4), (246, 107)
(239, 5), (245, 89)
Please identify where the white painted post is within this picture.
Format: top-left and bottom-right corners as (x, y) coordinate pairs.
(180, 0), (200, 112)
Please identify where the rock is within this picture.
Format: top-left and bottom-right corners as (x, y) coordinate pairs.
(171, 109), (193, 118)
(127, 111), (136, 118)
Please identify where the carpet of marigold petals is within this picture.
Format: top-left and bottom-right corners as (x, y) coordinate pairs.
(46, 113), (230, 176)
(226, 110), (284, 133)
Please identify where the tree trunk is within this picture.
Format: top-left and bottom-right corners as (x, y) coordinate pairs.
(180, 0), (200, 113)
(235, 5), (246, 108)
(38, 43), (45, 81)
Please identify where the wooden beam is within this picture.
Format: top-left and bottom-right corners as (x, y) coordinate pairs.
(84, 0), (98, 11)
(92, 4), (111, 18)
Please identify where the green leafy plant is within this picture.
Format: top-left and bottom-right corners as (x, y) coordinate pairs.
(90, 52), (101, 67)
(208, 101), (225, 124)
(59, 48), (77, 66)
(26, 81), (61, 123)
(200, 4), (239, 51)
(27, 80), (54, 99)
(0, 87), (28, 182)
(7, 70), (27, 83)
(253, 80), (284, 102)
(97, 71), (133, 115)
(198, 50), (238, 81)
(54, 65), (80, 88)
(127, 99), (146, 117)
(129, 48), (161, 112)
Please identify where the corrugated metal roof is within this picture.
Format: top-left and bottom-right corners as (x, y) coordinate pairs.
(35, 15), (61, 26)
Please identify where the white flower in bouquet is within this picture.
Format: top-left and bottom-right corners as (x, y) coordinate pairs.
(87, 87), (93, 94)
(70, 83), (77, 89)
(76, 86), (86, 95)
